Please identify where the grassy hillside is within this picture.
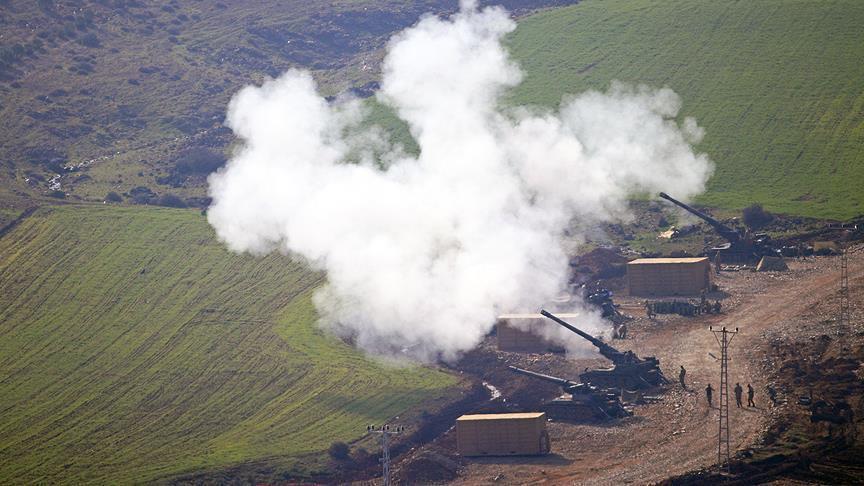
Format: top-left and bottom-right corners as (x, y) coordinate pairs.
(507, 0), (864, 219)
(0, 205), (457, 483)
(0, 0), (574, 211)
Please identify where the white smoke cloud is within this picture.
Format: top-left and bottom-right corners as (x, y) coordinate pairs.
(207, 3), (713, 362)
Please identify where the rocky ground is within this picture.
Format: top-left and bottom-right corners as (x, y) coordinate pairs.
(380, 249), (864, 485)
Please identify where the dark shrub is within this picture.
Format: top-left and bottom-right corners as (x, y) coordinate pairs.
(129, 186), (156, 205)
(175, 147), (226, 175)
(157, 193), (187, 208)
(742, 204), (773, 230)
(328, 442), (350, 461)
(105, 191), (122, 203)
(78, 33), (100, 48)
(47, 190), (66, 198)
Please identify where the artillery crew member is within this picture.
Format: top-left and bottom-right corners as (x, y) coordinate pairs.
(734, 383), (744, 408)
(747, 384), (756, 407)
(679, 366), (687, 389)
(706, 383), (714, 407)
(645, 300), (655, 319)
(617, 322), (627, 339)
(767, 385), (778, 406)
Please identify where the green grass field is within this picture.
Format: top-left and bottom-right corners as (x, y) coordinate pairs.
(0, 205), (457, 483)
(506, 0), (864, 220)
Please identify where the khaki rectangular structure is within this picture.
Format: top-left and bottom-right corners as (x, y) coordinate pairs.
(456, 412), (549, 456)
(627, 257), (711, 296)
(496, 313), (577, 353)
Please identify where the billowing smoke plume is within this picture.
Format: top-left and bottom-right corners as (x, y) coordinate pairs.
(207, 1), (713, 362)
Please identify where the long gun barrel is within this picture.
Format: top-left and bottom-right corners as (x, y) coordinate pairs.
(540, 309), (623, 362)
(658, 192), (740, 243)
(507, 365), (577, 390)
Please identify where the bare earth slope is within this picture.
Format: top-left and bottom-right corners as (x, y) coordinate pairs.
(445, 253), (863, 484)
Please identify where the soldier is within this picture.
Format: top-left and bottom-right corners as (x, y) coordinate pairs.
(646, 301), (656, 319)
(715, 251), (722, 274)
(679, 365), (687, 389)
(618, 322), (628, 339)
(747, 383), (755, 407)
(706, 383), (714, 407)
(767, 385), (778, 406)
(714, 300), (722, 314)
(734, 383), (743, 408)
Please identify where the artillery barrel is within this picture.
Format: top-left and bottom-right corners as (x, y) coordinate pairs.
(540, 309), (622, 362)
(658, 192), (740, 243)
(507, 365), (575, 388)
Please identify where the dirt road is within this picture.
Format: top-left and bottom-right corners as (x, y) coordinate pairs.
(450, 253), (863, 485)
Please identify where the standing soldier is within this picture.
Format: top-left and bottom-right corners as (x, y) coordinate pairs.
(618, 322), (627, 339)
(715, 251), (722, 274)
(767, 385), (778, 406)
(747, 384), (756, 407)
(706, 383), (714, 407)
(679, 365), (687, 389)
(734, 383), (743, 408)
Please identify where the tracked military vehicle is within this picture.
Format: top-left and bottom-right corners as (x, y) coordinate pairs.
(658, 192), (778, 263)
(507, 366), (630, 421)
(541, 310), (667, 390)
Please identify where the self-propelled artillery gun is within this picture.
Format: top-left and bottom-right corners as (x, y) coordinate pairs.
(541, 310), (667, 390)
(507, 365), (630, 421)
(658, 192), (777, 263)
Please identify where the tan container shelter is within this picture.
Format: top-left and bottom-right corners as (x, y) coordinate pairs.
(456, 412), (550, 456)
(627, 257), (711, 296)
(496, 313), (577, 353)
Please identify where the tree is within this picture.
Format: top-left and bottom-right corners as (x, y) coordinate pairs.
(105, 191), (122, 203)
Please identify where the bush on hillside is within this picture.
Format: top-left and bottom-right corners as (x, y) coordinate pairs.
(129, 186), (156, 205)
(78, 33), (100, 48)
(175, 147), (226, 175)
(156, 193), (187, 208)
(104, 191), (122, 203)
(328, 442), (351, 461)
(743, 204), (773, 230)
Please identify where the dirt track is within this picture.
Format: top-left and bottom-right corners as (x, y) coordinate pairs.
(445, 252), (864, 485)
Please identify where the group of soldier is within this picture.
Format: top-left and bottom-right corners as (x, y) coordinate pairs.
(644, 294), (721, 318)
(678, 366), (777, 408)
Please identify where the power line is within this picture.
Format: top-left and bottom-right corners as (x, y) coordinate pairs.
(367, 423), (404, 486)
(710, 325), (737, 472)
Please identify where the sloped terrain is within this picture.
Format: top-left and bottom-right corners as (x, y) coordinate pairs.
(0, 205), (457, 483)
(507, 0), (864, 219)
(0, 0), (575, 210)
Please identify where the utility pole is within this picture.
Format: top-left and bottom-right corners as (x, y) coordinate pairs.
(710, 325), (737, 471)
(828, 223), (860, 332)
(841, 246), (850, 329)
(367, 424), (404, 486)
